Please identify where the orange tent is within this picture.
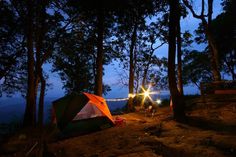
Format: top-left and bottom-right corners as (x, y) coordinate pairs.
(52, 92), (114, 135)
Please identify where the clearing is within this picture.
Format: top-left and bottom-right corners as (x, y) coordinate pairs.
(1, 100), (236, 157)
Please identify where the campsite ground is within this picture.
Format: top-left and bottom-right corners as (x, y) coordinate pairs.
(1, 100), (236, 157)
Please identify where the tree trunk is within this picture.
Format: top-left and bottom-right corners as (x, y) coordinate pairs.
(177, 10), (184, 95)
(134, 46), (139, 94)
(94, 8), (104, 96)
(206, 0), (221, 81)
(128, 23), (137, 111)
(135, 69), (140, 94)
(35, 0), (47, 128)
(142, 66), (148, 88)
(24, 0), (36, 127)
(168, 0), (185, 121)
(142, 61), (152, 89)
(141, 42), (165, 89)
(38, 70), (45, 128)
(142, 47), (156, 88)
(203, 20), (221, 81)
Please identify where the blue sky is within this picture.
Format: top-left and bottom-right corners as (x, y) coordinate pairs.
(41, 0), (223, 99)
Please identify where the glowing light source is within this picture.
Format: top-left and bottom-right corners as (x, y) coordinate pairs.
(156, 99), (162, 104)
(128, 93), (135, 98)
(139, 85), (157, 101)
(144, 91), (149, 98)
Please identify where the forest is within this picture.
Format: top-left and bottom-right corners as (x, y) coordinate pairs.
(0, 0), (235, 156)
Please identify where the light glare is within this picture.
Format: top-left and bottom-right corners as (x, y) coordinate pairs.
(156, 99), (161, 104)
(144, 91), (149, 97)
(128, 93), (135, 98)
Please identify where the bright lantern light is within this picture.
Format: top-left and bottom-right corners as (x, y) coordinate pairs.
(128, 93), (135, 98)
(139, 85), (156, 101)
(144, 91), (149, 98)
(156, 99), (161, 104)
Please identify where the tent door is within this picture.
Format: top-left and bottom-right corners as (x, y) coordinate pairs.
(73, 102), (104, 121)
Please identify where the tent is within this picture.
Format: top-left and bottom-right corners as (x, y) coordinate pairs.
(52, 92), (114, 135)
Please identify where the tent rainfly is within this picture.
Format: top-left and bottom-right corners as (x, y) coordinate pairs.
(52, 92), (114, 135)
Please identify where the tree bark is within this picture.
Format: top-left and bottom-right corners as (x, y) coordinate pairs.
(207, 0), (221, 81)
(203, 20), (221, 81)
(142, 66), (148, 88)
(141, 56), (152, 89)
(128, 23), (137, 111)
(177, 9), (184, 95)
(134, 45), (139, 94)
(38, 70), (45, 128)
(141, 51), (153, 88)
(94, 8), (104, 96)
(24, 0), (36, 127)
(204, 0), (221, 81)
(168, 0), (185, 121)
(35, 0), (47, 128)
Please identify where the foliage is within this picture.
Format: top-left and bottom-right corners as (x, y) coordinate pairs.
(0, 1), (27, 96)
(211, 0), (236, 79)
(52, 0), (117, 94)
(182, 50), (213, 89)
(192, 0), (236, 80)
(0, 0), (61, 97)
(112, 3), (169, 92)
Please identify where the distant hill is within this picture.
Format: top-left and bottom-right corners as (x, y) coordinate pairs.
(0, 97), (58, 123)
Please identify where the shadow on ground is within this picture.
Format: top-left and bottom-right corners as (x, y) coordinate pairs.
(184, 116), (236, 135)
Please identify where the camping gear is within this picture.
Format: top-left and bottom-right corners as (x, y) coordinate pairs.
(114, 117), (126, 126)
(52, 92), (114, 135)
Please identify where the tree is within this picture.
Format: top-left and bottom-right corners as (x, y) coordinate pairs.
(176, 3), (186, 95)
(182, 50), (213, 89)
(35, 0), (51, 128)
(0, 0), (65, 127)
(24, 0), (36, 127)
(168, 0), (186, 121)
(94, 7), (104, 96)
(140, 21), (167, 89)
(211, 0), (236, 80)
(113, 0), (157, 111)
(183, 0), (221, 81)
(52, 0), (116, 95)
(0, 0), (27, 96)
(145, 57), (169, 90)
(25, 0), (58, 127)
(62, 0), (128, 96)
(0, 0), (37, 126)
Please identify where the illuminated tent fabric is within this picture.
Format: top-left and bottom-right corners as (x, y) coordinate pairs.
(52, 92), (114, 135)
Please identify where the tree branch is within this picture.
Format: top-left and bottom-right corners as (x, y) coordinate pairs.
(182, 0), (203, 19)
(201, 0), (205, 16)
(153, 42), (166, 51)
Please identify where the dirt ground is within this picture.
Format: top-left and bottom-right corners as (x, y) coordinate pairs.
(1, 102), (236, 157)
